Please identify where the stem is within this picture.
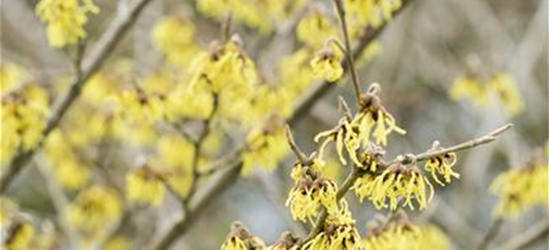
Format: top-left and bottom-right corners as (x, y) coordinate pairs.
(476, 219), (504, 250)
(333, 0), (362, 106)
(496, 220), (549, 250)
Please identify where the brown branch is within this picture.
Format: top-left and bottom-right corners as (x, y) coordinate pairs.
(0, 0), (155, 193)
(142, 2), (414, 249)
(476, 219), (504, 250)
(398, 124), (513, 164)
(285, 125), (309, 164)
(333, 0), (362, 106)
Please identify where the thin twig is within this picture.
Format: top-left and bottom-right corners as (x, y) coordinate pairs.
(35, 154), (81, 250)
(495, 219), (549, 250)
(333, 0), (362, 106)
(399, 124), (513, 164)
(476, 219), (504, 250)
(285, 125), (309, 164)
(0, 0), (155, 193)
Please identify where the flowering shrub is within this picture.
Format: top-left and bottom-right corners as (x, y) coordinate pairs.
(1, 0), (546, 250)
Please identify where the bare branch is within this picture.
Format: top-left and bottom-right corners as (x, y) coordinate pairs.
(496, 220), (549, 250)
(332, 0), (362, 106)
(285, 125), (309, 164)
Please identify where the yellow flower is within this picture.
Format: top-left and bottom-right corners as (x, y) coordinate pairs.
(126, 166), (166, 206)
(310, 42), (344, 82)
(68, 186), (122, 236)
(356, 86), (406, 146)
(1, 85), (50, 165)
(3, 221), (35, 250)
(488, 73), (524, 116)
(150, 135), (195, 197)
(286, 161), (338, 223)
(0, 63), (27, 93)
(314, 117), (363, 166)
(221, 222), (266, 250)
(296, 11), (336, 48)
(36, 0), (99, 48)
(490, 161), (548, 218)
(424, 152), (459, 186)
(345, 0), (402, 30)
(103, 236), (131, 250)
(241, 123), (290, 176)
(44, 130), (89, 190)
(355, 164), (434, 210)
(363, 217), (450, 250)
(449, 74), (490, 108)
(187, 37), (257, 122)
(152, 16), (199, 67)
(302, 201), (361, 250)
(117, 87), (165, 124)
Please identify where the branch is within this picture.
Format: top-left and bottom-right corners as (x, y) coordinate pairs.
(476, 219), (504, 250)
(35, 154), (81, 250)
(142, 2), (414, 249)
(495, 220), (549, 250)
(0, 0), (155, 193)
(399, 124), (513, 164)
(333, 0), (362, 106)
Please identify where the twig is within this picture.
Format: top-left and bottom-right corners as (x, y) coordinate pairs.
(333, 0), (362, 106)
(142, 2), (414, 249)
(399, 124), (513, 164)
(495, 219), (549, 250)
(35, 154), (81, 250)
(0, 0), (155, 193)
(285, 125), (309, 164)
(476, 219), (504, 250)
(183, 94), (219, 205)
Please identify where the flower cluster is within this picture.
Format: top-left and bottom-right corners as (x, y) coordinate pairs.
(315, 83), (405, 167)
(35, 0), (100, 48)
(490, 158), (548, 218)
(354, 163), (434, 210)
(1, 85), (50, 165)
(221, 222), (265, 250)
(302, 201), (361, 250)
(286, 160), (339, 223)
(196, 0), (305, 34)
(450, 72), (524, 116)
(242, 120), (290, 176)
(310, 42), (345, 82)
(424, 151), (459, 186)
(67, 186), (122, 239)
(125, 166), (166, 206)
(363, 215), (449, 250)
(152, 15), (200, 67)
(44, 130), (90, 189)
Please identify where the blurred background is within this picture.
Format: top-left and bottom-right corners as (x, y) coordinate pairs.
(1, 0), (548, 249)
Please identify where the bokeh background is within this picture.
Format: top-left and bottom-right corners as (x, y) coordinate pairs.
(1, 0), (548, 249)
